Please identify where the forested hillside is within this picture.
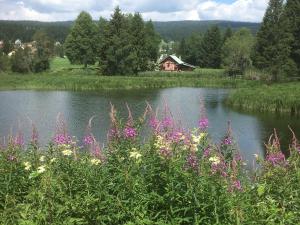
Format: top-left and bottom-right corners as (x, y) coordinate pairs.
(0, 20), (260, 42)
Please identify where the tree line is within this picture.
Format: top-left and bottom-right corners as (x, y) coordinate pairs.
(64, 7), (160, 75)
(176, 0), (300, 80)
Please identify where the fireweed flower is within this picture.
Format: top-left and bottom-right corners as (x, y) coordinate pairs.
(83, 135), (94, 146)
(229, 180), (243, 192)
(266, 152), (287, 166)
(90, 158), (101, 165)
(123, 127), (137, 139)
(187, 153), (199, 171)
(162, 117), (173, 129)
(54, 133), (72, 145)
(149, 117), (160, 130)
(24, 162), (32, 170)
(203, 147), (211, 158)
(223, 137), (232, 145)
(199, 117), (209, 130)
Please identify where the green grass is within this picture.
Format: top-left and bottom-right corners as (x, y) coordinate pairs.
(227, 83), (300, 115)
(0, 57), (260, 91)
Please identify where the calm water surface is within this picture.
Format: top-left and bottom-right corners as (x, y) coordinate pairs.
(0, 88), (299, 164)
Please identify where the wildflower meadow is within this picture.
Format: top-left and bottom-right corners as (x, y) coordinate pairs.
(0, 104), (299, 224)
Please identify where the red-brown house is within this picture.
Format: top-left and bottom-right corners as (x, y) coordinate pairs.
(159, 55), (196, 72)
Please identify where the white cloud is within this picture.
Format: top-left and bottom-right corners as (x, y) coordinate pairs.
(0, 0), (268, 22)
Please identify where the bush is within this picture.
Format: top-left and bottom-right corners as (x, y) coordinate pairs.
(10, 48), (32, 73)
(0, 51), (10, 72)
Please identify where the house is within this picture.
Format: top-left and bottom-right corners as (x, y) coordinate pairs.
(159, 55), (196, 72)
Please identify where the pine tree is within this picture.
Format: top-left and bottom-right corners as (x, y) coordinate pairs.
(253, 0), (293, 81)
(223, 27), (233, 43)
(100, 7), (134, 75)
(144, 20), (160, 65)
(65, 11), (98, 68)
(198, 26), (222, 68)
(284, 0), (300, 76)
(129, 13), (147, 73)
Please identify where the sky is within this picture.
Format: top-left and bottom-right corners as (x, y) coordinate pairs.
(0, 0), (268, 22)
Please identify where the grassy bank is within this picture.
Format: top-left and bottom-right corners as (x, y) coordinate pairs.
(1, 110), (300, 224)
(0, 58), (260, 90)
(227, 83), (300, 116)
(0, 73), (261, 91)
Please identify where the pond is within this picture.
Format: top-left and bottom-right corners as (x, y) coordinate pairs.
(0, 88), (299, 165)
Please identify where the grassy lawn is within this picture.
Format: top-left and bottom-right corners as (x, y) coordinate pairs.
(0, 57), (260, 90)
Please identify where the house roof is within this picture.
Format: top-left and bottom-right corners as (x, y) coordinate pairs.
(160, 54), (196, 69)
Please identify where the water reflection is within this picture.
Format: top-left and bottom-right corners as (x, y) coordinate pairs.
(0, 88), (299, 165)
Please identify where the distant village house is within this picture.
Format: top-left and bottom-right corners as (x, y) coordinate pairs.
(159, 55), (196, 72)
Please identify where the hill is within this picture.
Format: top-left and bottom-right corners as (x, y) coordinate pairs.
(0, 20), (260, 42)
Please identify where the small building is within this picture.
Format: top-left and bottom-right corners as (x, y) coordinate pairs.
(159, 55), (196, 72)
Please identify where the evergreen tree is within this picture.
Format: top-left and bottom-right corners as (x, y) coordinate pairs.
(253, 0), (293, 81)
(178, 38), (188, 60)
(198, 26), (222, 68)
(223, 27), (233, 43)
(129, 13), (147, 73)
(144, 20), (160, 63)
(32, 30), (52, 72)
(100, 7), (134, 75)
(185, 33), (202, 66)
(65, 11), (98, 68)
(284, 0), (300, 76)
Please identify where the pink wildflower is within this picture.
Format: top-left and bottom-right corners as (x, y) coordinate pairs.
(123, 127), (137, 139)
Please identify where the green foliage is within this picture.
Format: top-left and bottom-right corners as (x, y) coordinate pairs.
(222, 28), (255, 76)
(99, 8), (160, 75)
(31, 30), (52, 73)
(64, 11), (98, 68)
(284, 0), (300, 76)
(0, 110), (299, 224)
(0, 51), (10, 72)
(253, 0), (294, 81)
(227, 82), (300, 115)
(198, 26), (223, 69)
(10, 48), (32, 73)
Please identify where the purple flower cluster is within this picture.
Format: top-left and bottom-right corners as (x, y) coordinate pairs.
(266, 152), (286, 166)
(14, 134), (25, 147)
(83, 135), (94, 146)
(203, 147), (211, 158)
(199, 117), (209, 130)
(162, 117), (173, 129)
(211, 160), (227, 177)
(187, 153), (199, 171)
(229, 180), (242, 192)
(123, 127), (137, 139)
(223, 137), (232, 145)
(149, 117), (160, 130)
(54, 133), (72, 145)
